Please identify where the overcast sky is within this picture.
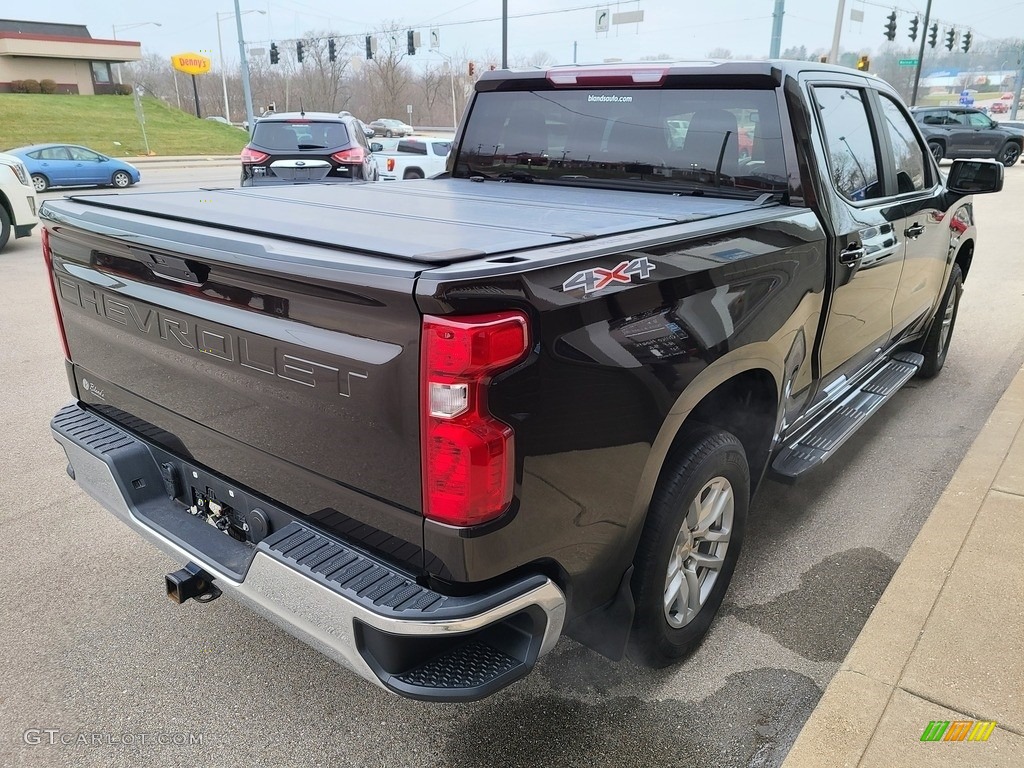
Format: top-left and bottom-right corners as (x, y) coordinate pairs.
(22, 0), (1024, 70)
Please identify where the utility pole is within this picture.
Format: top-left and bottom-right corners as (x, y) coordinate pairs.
(829, 0), (847, 64)
(770, 0), (785, 58)
(234, 0), (256, 132)
(501, 0), (508, 68)
(910, 0), (933, 106)
(573, 40), (578, 65)
(1012, 52), (1024, 121)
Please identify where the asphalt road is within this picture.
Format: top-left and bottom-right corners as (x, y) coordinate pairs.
(2, 166), (1024, 768)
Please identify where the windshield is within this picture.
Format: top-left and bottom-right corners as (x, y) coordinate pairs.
(454, 88), (788, 198)
(252, 120), (350, 151)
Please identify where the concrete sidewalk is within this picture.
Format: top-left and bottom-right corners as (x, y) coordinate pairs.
(783, 363), (1024, 767)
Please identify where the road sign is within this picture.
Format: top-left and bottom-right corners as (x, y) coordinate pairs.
(596, 9), (610, 33)
(899, 58), (919, 67)
(430, 28), (439, 48)
(407, 104), (413, 115)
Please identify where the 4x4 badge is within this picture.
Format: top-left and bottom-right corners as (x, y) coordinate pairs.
(562, 257), (656, 294)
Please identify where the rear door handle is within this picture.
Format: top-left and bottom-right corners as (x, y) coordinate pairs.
(838, 244), (865, 265)
(905, 223), (925, 238)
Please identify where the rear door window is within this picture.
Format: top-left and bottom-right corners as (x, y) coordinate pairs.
(813, 86), (883, 202)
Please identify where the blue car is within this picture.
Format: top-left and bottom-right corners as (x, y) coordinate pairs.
(7, 144), (140, 192)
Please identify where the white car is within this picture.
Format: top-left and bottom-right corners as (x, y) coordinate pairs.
(0, 152), (39, 253)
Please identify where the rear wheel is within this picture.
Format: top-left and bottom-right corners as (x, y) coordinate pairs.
(998, 142), (1021, 167)
(31, 173), (49, 192)
(628, 428), (749, 667)
(403, 169), (424, 180)
(917, 264), (963, 379)
(928, 141), (944, 163)
(111, 170), (132, 188)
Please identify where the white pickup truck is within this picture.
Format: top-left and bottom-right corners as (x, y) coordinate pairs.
(370, 138), (451, 180)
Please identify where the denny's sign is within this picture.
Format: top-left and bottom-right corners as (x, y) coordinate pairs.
(171, 53), (212, 76)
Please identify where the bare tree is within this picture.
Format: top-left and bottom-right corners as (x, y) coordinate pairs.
(365, 22), (415, 118)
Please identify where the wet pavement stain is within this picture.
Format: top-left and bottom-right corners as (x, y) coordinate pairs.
(726, 547), (898, 663)
(443, 668), (821, 768)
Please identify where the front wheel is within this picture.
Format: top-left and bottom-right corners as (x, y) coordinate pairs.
(384, 130), (393, 138)
(998, 142), (1021, 167)
(0, 205), (11, 252)
(916, 264), (963, 379)
(928, 141), (944, 163)
(111, 170), (132, 188)
(628, 428), (749, 668)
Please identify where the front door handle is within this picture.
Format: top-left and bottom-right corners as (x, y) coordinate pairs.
(838, 243), (865, 265)
(905, 223), (925, 239)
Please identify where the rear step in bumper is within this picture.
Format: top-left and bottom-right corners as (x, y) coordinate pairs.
(51, 403), (566, 702)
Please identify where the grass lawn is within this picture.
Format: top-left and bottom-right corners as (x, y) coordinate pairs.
(0, 94), (248, 156)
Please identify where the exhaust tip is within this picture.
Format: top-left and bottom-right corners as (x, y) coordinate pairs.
(165, 562), (221, 604)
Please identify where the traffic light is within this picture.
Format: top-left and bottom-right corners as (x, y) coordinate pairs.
(269, 42), (279, 65)
(909, 17), (919, 42)
(928, 23), (938, 48)
(328, 39), (336, 62)
(296, 41), (304, 63)
(468, 61), (475, 77)
(407, 30), (416, 55)
(365, 36), (376, 60)
(962, 31), (973, 53)
(856, 55), (870, 72)
(884, 11), (897, 42)
(945, 28), (957, 51)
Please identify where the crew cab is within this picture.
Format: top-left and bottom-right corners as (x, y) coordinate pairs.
(41, 61), (1001, 702)
(371, 138), (451, 180)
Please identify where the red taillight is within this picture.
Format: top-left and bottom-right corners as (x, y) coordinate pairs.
(41, 228), (71, 360)
(240, 147), (269, 164)
(331, 147), (366, 164)
(386, 157), (395, 172)
(421, 312), (530, 527)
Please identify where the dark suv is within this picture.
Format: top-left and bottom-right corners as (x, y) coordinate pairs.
(911, 106), (1023, 166)
(240, 111), (378, 186)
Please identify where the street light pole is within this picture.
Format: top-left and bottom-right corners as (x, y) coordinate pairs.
(111, 22), (162, 85)
(216, 14), (231, 122)
(217, 10), (265, 125)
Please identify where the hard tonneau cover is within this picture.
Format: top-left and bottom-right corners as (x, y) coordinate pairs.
(60, 179), (769, 264)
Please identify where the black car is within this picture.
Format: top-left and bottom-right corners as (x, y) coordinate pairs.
(240, 111), (378, 186)
(911, 106), (1023, 166)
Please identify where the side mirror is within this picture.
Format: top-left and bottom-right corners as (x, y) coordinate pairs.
(947, 159), (1004, 195)
(370, 142), (383, 152)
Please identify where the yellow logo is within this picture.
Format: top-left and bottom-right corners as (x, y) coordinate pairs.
(170, 53), (212, 76)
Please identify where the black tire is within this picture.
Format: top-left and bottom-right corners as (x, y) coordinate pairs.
(998, 141), (1021, 168)
(928, 141), (944, 163)
(403, 169), (424, 180)
(0, 205), (11, 253)
(627, 427), (749, 668)
(31, 173), (49, 192)
(111, 170), (132, 188)
(385, 130), (393, 138)
(917, 264), (963, 379)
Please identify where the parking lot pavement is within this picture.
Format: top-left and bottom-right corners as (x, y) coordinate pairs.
(2, 165), (1024, 767)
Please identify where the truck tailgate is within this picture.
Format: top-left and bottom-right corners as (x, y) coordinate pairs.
(42, 197), (427, 555)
